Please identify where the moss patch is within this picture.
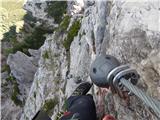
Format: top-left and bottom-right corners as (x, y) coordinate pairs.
(45, 1), (67, 24)
(63, 20), (81, 50)
(11, 82), (23, 106)
(42, 98), (59, 116)
(6, 76), (23, 106)
(56, 15), (71, 33)
(1, 64), (11, 73)
(42, 51), (49, 59)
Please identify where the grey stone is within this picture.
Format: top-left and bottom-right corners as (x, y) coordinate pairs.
(2, 0), (159, 120)
(7, 51), (37, 84)
(1, 72), (8, 80)
(28, 49), (41, 66)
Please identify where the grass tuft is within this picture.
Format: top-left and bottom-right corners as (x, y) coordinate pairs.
(45, 1), (67, 24)
(42, 98), (59, 116)
(63, 20), (81, 50)
(42, 51), (49, 59)
(57, 15), (70, 33)
(6, 76), (23, 106)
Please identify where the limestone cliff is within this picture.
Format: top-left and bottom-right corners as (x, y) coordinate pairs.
(1, 0), (160, 120)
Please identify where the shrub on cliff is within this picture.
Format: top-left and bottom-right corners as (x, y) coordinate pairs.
(63, 20), (81, 50)
(45, 1), (67, 24)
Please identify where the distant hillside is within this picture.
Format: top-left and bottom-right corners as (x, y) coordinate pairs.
(0, 0), (26, 39)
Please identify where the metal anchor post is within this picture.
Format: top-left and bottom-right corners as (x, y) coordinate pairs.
(90, 54), (160, 118)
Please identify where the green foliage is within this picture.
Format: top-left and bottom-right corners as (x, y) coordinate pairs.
(42, 51), (49, 59)
(6, 75), (15, 82)
(2, 9), (52, 55)
(2, 25), (17, 42)
(24, 27), (47, 49)
(11, 82), (23, 106)
(1, 64), (11, 73)
(55, 79), (60, 85)
(23, 12), (37, 23)
(4, 26), (48, 56)
(58, 15), (70, 32)
(63, 20), (81, 50)
(45, 1), (67, 24)
(4, 48), (14, 56)
(12, 41), (27, 54)
(6, 76), (23, 106)
(43, 98), (59, 116)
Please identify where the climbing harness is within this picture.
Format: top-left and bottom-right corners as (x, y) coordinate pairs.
(90, 54), (160, 118)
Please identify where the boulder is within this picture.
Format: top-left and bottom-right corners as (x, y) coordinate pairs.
(7, 51), (37, 84)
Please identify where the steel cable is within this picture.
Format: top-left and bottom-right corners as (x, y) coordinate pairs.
(120, 78), (160, 118)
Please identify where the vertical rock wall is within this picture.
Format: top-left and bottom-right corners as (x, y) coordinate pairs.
(5, 0), (159, 120)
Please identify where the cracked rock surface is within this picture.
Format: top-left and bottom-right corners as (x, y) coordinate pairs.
(1, 0), (160, 120)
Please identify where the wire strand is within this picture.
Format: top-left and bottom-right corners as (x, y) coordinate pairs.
(120, 78), (160, 118)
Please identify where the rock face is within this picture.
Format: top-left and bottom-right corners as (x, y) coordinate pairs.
(1, 50), (40, 120)
(2, 0), (160, 120)
(20, 33), (68, 120)
(23, 0), (56, 28)
(7, 51), (38, 84)
(1, 96), (22, 120)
